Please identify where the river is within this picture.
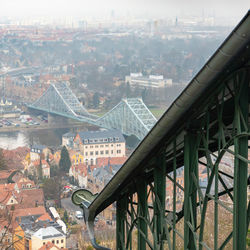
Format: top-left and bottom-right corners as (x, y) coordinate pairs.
(0, 128), (140, 150)
(0, 128), (70, 149)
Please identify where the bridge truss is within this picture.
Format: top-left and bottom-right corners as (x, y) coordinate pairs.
(74, 11), (250, 250)
(28, 83), (157, 140)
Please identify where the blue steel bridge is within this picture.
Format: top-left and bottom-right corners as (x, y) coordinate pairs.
(71, 11), (250, 250)
(28, 83), (157, 140)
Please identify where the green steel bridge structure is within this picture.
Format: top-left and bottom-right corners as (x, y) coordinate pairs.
(72, 11), (250, 249)
(28, 84), (157, 140)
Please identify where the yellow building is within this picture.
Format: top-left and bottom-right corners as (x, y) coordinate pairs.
(70, 152), (84, 165)
(31, 227), (66, 250)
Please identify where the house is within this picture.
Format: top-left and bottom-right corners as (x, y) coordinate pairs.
(69, 150), (84, 166)
(0, 219), (13, 249)
(28, 160), (50, 178)
(62, 132), (75, 148)
(13, 217), (66, 250)
(73, 129), (126, 165)
(38, 241), (68, 250)
(0, 170), (15, 184)
(30, 145), (51, 162)
(69, 163), (87, 188)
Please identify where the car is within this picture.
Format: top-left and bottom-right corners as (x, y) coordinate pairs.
(75, 211), (83, 219)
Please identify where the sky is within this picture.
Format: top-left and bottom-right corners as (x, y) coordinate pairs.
(0, 0), (249, 20)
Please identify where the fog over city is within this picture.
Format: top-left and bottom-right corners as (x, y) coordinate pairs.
(0, 0), (249, 20)
(0, 0), (249, 249)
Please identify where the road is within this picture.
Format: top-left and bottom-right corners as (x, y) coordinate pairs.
(61, 197), (85, 225)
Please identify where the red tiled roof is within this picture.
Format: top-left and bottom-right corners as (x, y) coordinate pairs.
(15, 188), (44, 209)
(96, 157), (127, 167)
(0, 170), (15, 180)
(36, 212), (53, 222)
(14, 206), (46, 219)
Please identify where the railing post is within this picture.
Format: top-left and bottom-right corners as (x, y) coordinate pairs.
(137, 179), (148, 250)
(154, 152), (166, 250)
(116, 197), (127, 250)
(233, 70), (249, 250)
(184, 130), (198, 249)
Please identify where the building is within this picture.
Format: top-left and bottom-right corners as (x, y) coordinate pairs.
(28, 160), (50, 178)
(13, 218), (66, 250)
(125, 73), (172, 89)
(30, 145), (51, 162)
(62, 132), (75, 148)
(73, 129), (126, 165)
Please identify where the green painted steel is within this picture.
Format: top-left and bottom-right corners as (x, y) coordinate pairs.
(71, 12), (250, 250)
(28, 83), (157, 140)
(116, 197), (127, 250)
(233, 69), (249, 250)
(154, 153), (166, 250)
(136, 179), (148, 250)
(184, 132), (198, 249)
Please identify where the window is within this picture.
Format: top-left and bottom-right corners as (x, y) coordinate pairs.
(100, 145), (104, 148)
(85, 146), (88, 149)
(117, 150), (121, 154)
(105, 144), (109, 147)
(85, 152), (88, 156)
(43, 242), (45, 245)
(89, 139), (94, 143)
(52, 240), (55, 244)
(109, 137), (113, 142)
(111, 144), (113, 147)
(104, 138), (108, 142)
(61, 239), (64, 243)
(100, 151), (104, 155)
(90, 152), (93, 156)
(111, 150), (113, 154)
(95, 151), (99, 155)
(105, 150), (109, 154)
(95, 145), (98, 148)
(90, 146), (93, 148)
(84, 139), (88, 143)
(57, 240), (59, 244)
(115, 137), (119, 141)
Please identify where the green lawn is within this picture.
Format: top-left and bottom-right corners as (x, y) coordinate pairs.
(89, 108), (166, 119)
(149, 108), (166, 119)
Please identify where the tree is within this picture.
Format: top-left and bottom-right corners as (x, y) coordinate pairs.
(38, 158), (43, 181)
(59, 146), (71, 173)
(42, 178), (62, 202)
(0, 149), (6, 170)
(92, 92), (100, 108)
(125, 82), (131, 98)
(63, 210), (68, 223)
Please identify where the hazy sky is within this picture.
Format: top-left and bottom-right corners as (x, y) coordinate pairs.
(0, 0), (249, 19)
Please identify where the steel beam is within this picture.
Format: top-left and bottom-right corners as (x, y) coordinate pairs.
(116, 197), (127, 250)
(184, 131), (198, 249)
(137, 179), (148, 250)
(154, 152), (166, 250)
(233, 70), (249, 250)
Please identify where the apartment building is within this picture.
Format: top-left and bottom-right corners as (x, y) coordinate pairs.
(73, 129), (126, 165)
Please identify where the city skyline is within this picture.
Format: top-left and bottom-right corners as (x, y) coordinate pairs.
(0, 0), (249, 20)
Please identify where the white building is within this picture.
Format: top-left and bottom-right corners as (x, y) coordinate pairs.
(73, 129), (126, 165)
(125, 73), (172, 89)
